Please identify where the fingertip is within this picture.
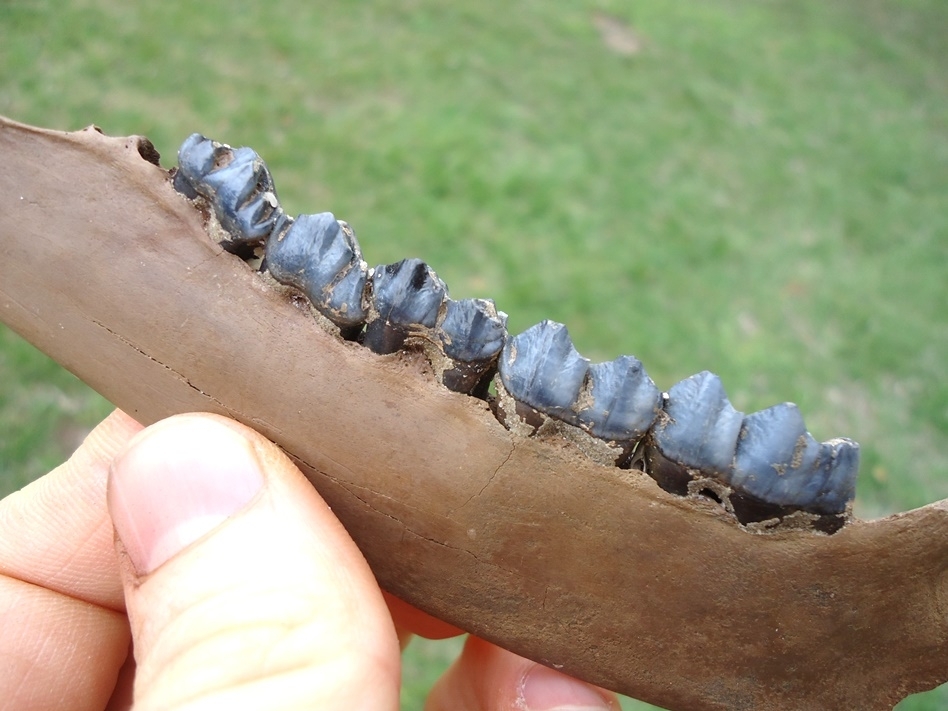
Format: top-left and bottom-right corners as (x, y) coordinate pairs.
(107, 413), (402, 710)
(383, 591), (466, 640)
(108, 414), (265, 575)
(519, 663), (619, 711)
(427, 636), (618, 711)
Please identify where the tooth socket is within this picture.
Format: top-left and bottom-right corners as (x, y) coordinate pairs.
(363, 258), (447, 355)
(438, 298), (508, 396)
(265, 213), (369, 331)
(499, 320), (589, 423)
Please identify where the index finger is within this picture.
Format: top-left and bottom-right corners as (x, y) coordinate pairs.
(0, 408), (142, 610)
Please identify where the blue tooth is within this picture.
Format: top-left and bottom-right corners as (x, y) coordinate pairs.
(175, 133), (219, 194)
(439, 298), (507, 362)
(199, 146), (283, 246)
(265, 213), (368, 328)
(730, 403), (823, 505)
(438, 298), (508, 395)
(499, 320), (589, 422)
(808, 438), (860, 515)
(363, 258), (447, 354)
(577, 356), (662, 442)
(652, 371), (744, 476)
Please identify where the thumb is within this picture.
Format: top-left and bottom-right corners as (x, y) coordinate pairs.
(107, 413), (400, 711)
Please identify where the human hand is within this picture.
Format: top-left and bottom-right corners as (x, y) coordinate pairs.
(0, 410), (619, 710)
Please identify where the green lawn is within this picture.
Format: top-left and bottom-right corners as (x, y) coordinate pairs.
(1, 1), (946, 708)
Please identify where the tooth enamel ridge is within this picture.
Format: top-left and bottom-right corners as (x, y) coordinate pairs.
(265, 212), (369, 329)
(646, 376), (860, 518)
(810, 438), (860, 515)
(173, 132), (863, 531)
(651, 371), (744, 476)
(363, 258), (447, 355)
(440, 298), (507, 362)
(175, 134), (283, 248)
(730, 404), (821, 502)
(577, 356), (662, 442)
(498, 322), (662, 448)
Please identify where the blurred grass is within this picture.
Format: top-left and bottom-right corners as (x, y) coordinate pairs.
(1, 0), (946, 708)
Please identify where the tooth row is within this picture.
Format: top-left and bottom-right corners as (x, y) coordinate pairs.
(646, 371), (859, 516)
(173, 133), (860, 526)
(498, 321), (663, 443)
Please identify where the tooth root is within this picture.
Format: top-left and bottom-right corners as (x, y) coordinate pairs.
(651, 371), (744, 477)
(438, 298), (508, 395)
(577, 355), (662, 442)
(499, 320), (589, 423)
(363, 258), (447, 354)
(265, 213), (369, 330)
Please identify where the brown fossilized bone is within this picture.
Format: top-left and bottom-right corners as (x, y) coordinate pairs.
(1, 115), (946, 710)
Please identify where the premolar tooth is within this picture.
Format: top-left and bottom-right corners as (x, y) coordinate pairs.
(363, 258), (447, 354)
(174, 134), (282, 248)
(200, 146), (283, 247)
(651, 371), (744, 476)
(499, 320), (589, 423)
(173, 133), (218, 198)
(265, 212), (369, 330)
(438, 297), (508, 395)
(577, 356), (662, 442)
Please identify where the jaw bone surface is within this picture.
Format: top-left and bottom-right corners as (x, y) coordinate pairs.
(173, 133), (861, 530)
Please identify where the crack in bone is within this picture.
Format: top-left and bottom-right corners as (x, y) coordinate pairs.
(91, 318), (233, 414)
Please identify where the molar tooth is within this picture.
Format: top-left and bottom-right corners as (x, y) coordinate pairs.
(438, 297), (508, 395)
(730, 403), (823, 507)
(363, 258), (447, 354)
(265, 212), (369, 330)
(498, 320), (589, 423)
(651, 371), (744, 477)
(576, 356), (662, 442)
(808, 438), (860, 515)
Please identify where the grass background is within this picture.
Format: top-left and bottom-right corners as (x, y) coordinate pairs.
(1, 0), (945, 708)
